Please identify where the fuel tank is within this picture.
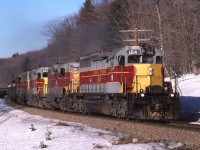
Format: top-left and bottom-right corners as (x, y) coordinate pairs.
(84, 99), (112, 115)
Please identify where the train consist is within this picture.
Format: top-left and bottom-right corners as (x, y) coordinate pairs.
(8, 28), (180, 120)
(7, 42), (180, 120)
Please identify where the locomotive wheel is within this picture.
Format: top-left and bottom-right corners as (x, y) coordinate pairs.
(125, 112), (130, 120)
(80, 107), (85, 114)
(61, 105), (65, 111)
(143, 105), (150, 120)
(60, 100), (66, 111)
(116, 111), (121, 118)
(168, 105), (176, 120)
(73, 101), (79, 113)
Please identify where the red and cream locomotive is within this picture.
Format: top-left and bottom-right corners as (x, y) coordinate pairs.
(8, 29), (180, 120)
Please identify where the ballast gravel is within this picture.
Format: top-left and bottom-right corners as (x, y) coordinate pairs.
(5, 98), (200, 149)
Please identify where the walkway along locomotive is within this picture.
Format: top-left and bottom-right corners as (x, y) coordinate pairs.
(8, 29), (180, 120)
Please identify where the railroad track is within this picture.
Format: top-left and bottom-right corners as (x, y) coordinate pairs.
(48, 108), (200, 132)
(4, 97), (200, 132)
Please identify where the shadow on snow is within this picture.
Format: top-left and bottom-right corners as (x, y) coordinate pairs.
(180, 96), (200, 121)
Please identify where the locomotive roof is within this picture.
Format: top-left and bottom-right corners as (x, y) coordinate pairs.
(104, 47), (122, 59)
(79, 47), (123, 61)
(51, 62), (79, 70)
(79, 45), (163, 66)
(29, 67), (49, 75)
(79, 45), (143, 61)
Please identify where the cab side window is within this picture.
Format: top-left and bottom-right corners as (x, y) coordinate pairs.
(118, 55), (125, 67)
(156, 56), (163, 64)
(60, 68), (65, 76)
(37, 73), (41, 79)
(43, 72), (48, 77)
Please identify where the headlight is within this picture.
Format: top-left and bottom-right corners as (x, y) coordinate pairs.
(140, 93), (145, 97)
(170, 93), (174, 97)
(148, 67), (154, 76)
(164, 87), (168, 91)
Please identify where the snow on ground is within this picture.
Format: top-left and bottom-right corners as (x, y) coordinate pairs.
(177, 74), (200, 97)
(0, 99), (182, 150)
(173, 74), (200, 124)
(0, 74), (199, 149)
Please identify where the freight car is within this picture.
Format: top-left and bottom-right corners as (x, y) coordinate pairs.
(7, 28), (180, 120)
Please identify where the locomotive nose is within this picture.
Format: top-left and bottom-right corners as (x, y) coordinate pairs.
(133, 64), (163, 93)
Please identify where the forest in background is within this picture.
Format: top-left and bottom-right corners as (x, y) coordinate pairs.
(0, 0), (200, 85)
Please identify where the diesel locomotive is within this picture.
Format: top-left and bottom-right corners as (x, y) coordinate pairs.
(8, 29), (180, 120)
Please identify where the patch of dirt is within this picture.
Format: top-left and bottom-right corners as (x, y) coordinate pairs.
(55, 122), (70, 126)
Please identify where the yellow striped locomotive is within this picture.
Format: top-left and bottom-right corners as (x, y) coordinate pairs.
(8, 44), (180, 120)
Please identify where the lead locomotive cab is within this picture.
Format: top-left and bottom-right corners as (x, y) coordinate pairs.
(115, 44), (179, 120)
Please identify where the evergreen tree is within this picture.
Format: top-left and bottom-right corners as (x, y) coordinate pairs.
(21, 57), (30, 72)
(108, 0), (134, 47)
(78, 0), (96, 24)
(12, 52), (19, 58)
(109, 0), (130, 29)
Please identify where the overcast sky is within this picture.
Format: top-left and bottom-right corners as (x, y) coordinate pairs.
(0, 0), (85, 58)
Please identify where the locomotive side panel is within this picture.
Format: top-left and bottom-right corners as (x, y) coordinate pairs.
(47, 62), (80, 109)
(18, 72), (30, 104)
(27, 67), (49, 107)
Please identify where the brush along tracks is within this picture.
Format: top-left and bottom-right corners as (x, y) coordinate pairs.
(4, 98), (200, 148)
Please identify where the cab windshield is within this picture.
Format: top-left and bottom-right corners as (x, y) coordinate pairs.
(128, 55), (140, 63)
(128, 55), (163, 64)
(142, 55), (153, 63)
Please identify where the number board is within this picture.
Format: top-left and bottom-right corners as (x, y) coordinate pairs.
(127, 49), (139, 55)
